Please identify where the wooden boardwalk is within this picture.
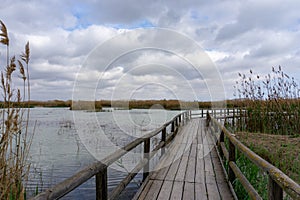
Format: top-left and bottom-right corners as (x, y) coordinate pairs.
(134, 118), (234, 200)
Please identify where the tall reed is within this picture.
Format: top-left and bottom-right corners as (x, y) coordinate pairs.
(234, 66), (300, 135)
(0, 20), (32, 200)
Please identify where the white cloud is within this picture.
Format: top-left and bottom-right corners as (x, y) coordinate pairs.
(1, 0), (300, 100)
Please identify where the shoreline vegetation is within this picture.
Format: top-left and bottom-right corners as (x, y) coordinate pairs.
(229, 67), (300, 199)
(2, 99), (293, 110)
(0, 20), (32, 200)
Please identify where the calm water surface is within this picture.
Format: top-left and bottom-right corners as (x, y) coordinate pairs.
(26, 107), (180, 199)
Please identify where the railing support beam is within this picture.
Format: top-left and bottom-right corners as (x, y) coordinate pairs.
(161, 127), (166, 155)
(268, 176), (283, 200)
(96, 167), (107, 200)
(228, 140), (236, 184)
(143, 138), (150, 181)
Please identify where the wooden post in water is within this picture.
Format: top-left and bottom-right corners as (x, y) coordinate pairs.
(143, 138), (150, 181)
(96, 167), (107, 200)
(228, 141), (236, 185)
(268, 176), (283, 200)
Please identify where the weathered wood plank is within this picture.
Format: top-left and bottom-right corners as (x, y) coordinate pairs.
(175, 156), (188, 182)
(195, 183), (208, 200)
(183, 182), (195, 200)
(170, 181), (184, 200)
(156, 180), (173, 199)
(185, 157), (196, 183)
(195, 156), (205, 184)
(165, 157), (181, 181)
(144, 180), (163, 200)
(206, 183), (221, 200)
(136, 180), (154, 200)
(218, 183), (234, 199)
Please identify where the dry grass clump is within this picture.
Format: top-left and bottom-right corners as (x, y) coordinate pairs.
(0, 20), (32, 200)
(234, 66), (300, 135)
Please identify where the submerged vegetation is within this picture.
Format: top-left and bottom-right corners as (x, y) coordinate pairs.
(0, 20), (32, 199)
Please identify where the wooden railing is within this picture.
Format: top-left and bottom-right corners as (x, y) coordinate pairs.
(206, 112), (300, 200)
(32, 111), (191, 200)
(191, 108), (245, 119)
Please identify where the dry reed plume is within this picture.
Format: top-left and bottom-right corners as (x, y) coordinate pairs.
(234, 66), (300, 135)
(0, 20), (32, 200)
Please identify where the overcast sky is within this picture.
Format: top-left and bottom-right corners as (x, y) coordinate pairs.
(1, 0), (300, 101)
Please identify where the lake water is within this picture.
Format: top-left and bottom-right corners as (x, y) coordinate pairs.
(26, 107), (180, 199)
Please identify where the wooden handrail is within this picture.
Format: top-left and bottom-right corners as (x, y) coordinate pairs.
(32, 111), (189, 200)
(207, 112), (300, 200)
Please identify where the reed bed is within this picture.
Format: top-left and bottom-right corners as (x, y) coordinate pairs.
(234, 66), (300, 135)
(0, 20), (32, 200)
(229, 66), (300, 199)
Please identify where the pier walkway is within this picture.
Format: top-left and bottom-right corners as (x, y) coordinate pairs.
(134, 118), (234, 200)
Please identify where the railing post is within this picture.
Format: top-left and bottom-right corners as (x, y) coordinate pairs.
(143, 138), (150, 181)
(228, 140), (236, 185)
(206, 111), (210, 127)
(232, 109), (235, 127)
(171, 121), (175, 133)
(96, 167), (107, 200)
(219, 130), (224, 158)
(161, 127), (166, 155)
(179, 114), (182, 124)
(201, 109), (204, 118)
(268, 176), (283, 200)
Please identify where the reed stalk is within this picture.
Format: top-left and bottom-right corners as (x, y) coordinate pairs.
(0, 20), (33, 200)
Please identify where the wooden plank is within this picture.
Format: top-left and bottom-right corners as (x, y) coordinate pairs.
(144, 180), (163, 200)
(153, 166), (170, 181)
(190, 144), (197, 158)
(150, 141), (178, 180)
(195, 119), (206, 184)
(136, 180), (154, 200)
(195, 183), (208, 200)
(206, 183), (221, 200)
(185, 157), (196, 183)
(156, 180), (173, 199)
(170, 181), (184, 200)
(175, 156), (188, 182)
(218, 182), (234, 199)
(165, 157), (181, 181)
(183, 182), (195, 200)
(195, 156), (205, 184)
